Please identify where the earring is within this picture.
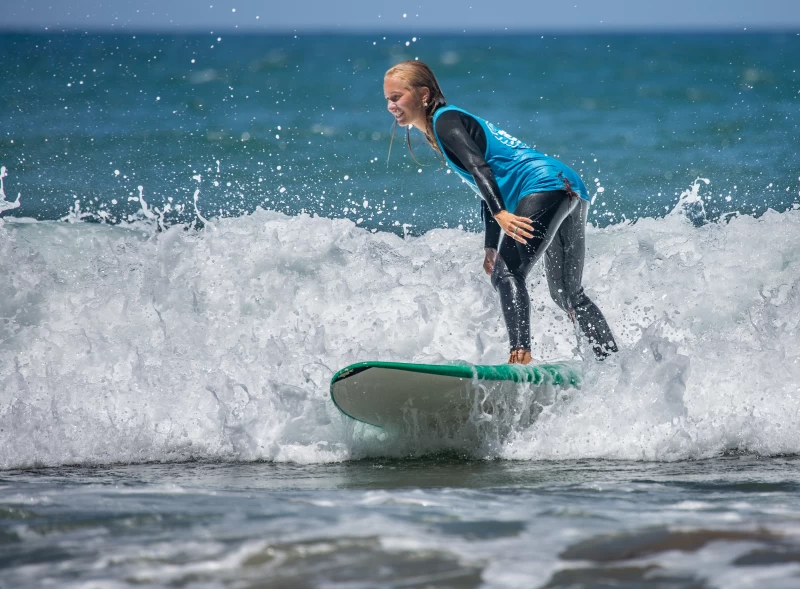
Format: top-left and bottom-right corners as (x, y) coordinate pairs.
(423, 100), (428, 107)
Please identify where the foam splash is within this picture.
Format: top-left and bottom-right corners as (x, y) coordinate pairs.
(0, 167), (21, 217)
(674, 177), (711, 225)
(1, 180), (799, 468)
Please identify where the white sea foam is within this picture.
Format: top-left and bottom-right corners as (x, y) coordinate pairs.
(0, 167), (22, 215)
(1, 181), (799, 468)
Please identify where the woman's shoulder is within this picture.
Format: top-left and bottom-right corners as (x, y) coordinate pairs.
(435, 104), (475, 117)
(434, 105), (479, 128)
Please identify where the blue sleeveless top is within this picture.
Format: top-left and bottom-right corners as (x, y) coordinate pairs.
(431, 105), (589, 214)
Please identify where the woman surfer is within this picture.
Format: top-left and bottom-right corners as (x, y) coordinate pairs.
(383, 60), (618, 364)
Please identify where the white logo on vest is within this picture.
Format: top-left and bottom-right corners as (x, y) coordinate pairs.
(486, 122), (530, 149)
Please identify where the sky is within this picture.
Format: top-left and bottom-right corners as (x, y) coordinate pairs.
(3, 0), (800, 32)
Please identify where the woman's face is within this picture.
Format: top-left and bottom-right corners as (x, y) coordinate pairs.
(384, 76), (429, 130)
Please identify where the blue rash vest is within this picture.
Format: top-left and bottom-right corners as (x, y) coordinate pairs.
(431, 105), (589, 214)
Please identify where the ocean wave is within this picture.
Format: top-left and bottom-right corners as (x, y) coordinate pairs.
(1, 182), (799, 468)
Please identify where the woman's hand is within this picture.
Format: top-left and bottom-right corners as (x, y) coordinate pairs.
(494, 210), (534, 244)
(483, 248), (497, 275)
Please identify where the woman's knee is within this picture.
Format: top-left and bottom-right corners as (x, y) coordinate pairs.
(491, 256), (513, 290)
(549, 285), (587, 312)
(491, 264), (509, 291)
(548, 286), (569, 311)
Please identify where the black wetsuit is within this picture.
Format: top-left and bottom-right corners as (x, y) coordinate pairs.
(434, 109), (618, 359)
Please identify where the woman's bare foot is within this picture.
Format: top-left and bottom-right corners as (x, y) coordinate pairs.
(507, 348), (532, 364)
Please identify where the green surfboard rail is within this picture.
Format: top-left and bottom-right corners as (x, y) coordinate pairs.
(331, 360), (581, 388)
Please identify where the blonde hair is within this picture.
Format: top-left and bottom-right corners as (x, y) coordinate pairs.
(384, 60), (446, 164)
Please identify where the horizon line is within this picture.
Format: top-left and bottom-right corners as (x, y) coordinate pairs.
(2, 25), (799, 35)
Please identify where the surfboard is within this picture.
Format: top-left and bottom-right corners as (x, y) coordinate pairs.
(330, 361), (581, 429)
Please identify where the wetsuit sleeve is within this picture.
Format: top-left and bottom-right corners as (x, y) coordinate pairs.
(481, 200), (502, 249)
(435, 110), (506, 216)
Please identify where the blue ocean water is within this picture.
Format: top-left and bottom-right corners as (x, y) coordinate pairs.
(1, 32), (799, 228)
(1, 32), (800, 588)
(5, 458), (800, 589)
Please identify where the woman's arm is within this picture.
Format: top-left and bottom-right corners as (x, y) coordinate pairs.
(481, 201), (501, 275)
(436, 111), (533, 244)
(435, 110), (505, 216)
(481, 200), (502, 249)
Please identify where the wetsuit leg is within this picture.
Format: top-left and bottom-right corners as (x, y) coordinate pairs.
(491, 191), (576, 351)
(544, 198), (619, 358)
